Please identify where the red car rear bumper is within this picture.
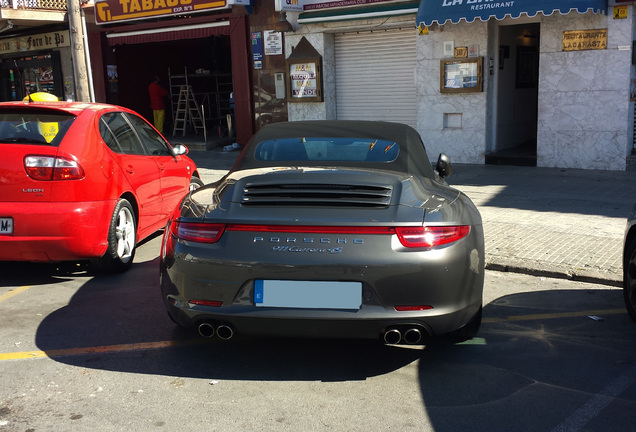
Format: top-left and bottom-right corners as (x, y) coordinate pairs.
(0, 200), (116, 262)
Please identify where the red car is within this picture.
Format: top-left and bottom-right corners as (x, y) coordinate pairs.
(0, 101), (202, 272)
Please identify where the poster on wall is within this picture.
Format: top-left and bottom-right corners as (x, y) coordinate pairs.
(264, 31), (283, 56)
(252, 32), (264, 69)
(289, 62), (318, 98)
(107, 65), (118, 93)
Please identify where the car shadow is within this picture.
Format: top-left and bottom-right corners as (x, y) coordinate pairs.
(417, 289), (636, 431)
(33, 257), (422, 382)
(0, 261), (91, 287)
(32, 257), (636, 399)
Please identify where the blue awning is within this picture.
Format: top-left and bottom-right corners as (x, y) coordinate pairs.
(417, 0), (607, 26)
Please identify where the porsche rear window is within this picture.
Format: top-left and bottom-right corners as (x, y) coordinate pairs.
(0, 110), (76, 146)
(254, 137), (399, 162)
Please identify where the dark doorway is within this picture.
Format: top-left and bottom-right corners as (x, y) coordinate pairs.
(106, 35), (232, 138)
(488, 23), (540, 166)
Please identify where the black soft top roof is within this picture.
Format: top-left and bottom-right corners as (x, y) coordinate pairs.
(232, 120), (436, 179)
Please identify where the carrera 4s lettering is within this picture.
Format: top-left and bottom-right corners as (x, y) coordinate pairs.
(271, 246), (343, 254)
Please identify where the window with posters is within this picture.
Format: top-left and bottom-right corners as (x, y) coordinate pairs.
(0, 52), (64, 101)
(285, 37), (323, 103)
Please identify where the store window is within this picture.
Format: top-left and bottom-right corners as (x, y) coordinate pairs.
(0, 52), (64, 101)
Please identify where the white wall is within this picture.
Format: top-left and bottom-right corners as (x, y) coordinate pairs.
(537, 9), (633, 170)
(415, 20), (489, 164)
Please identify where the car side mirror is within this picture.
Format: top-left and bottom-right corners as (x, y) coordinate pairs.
(435, 153), (452, 179)
(171, 144), (188, 156)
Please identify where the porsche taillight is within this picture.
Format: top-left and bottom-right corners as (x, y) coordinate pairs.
(395, 226), (470, 248)
(172, 221), (226, 243)
(24, 155), (85, 181)
(170, 223), (469, 247)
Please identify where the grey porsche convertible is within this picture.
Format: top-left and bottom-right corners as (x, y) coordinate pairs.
(160, 121), (484, 345)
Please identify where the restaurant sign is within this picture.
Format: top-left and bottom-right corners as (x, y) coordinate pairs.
(562, 29), (607, 52)
(95, 0), (228, 24)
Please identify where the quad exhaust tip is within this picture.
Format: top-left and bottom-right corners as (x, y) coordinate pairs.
(216, 324), (234, 340)
(383, 326), (426, 345)
(198, 322), (215, 338)
(198, 322), (234, 340)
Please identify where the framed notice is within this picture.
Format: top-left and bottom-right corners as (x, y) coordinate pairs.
(286, 60), (323, 102)
(440, 57), (483, 94)
(285, 37), (324, 103)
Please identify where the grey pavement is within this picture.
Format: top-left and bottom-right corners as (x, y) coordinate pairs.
(184, 143), (636, 287)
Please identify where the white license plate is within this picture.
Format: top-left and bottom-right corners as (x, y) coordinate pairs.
(254, 280), (362, 310)
(0, 217), (13, 235)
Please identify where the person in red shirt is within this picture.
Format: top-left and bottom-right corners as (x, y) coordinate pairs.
(149, 76), (168, 134)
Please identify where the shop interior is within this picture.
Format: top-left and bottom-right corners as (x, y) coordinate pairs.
(105, 35), (234, 141)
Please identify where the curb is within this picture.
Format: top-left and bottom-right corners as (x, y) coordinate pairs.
(485, 261), (622, 288)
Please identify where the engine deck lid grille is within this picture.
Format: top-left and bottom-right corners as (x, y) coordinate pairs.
(241, 183), (393, 208)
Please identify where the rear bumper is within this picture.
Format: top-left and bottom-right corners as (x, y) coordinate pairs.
(0, 200), (115, 262)
(163, 297), (481, 342)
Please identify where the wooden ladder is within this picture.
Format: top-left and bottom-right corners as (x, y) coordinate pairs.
(172, 85), (205, 137)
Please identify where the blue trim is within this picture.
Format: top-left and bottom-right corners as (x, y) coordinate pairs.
(417, 0), (608, 26)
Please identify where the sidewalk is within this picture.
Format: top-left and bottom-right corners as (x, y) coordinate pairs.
(450, 164), (635, 287)
(186, 146), (636, 287)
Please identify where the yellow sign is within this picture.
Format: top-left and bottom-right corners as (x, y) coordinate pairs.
(95, 0), (227, 24)
(614, 5), (628, 19)
(454, 47), (468, 58)
(562, 29), (607, 52)
(418, 24), (429, 36)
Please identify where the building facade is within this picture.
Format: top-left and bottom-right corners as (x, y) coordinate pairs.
(85, 0), (254, 145)
(0, 0), (74, 101)
(284, 0), (634, 171)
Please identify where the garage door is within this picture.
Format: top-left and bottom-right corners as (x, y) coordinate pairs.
(335, 28), (417, 128)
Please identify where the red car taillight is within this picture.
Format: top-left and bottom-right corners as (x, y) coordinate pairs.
(395, 226), (470, 248)
(24, 156), (85, 181)
(171, 221), (226, 243)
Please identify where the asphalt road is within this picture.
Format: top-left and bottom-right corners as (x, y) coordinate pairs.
(1, 234), (635, 432)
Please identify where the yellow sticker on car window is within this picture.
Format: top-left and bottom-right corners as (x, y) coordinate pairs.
(38, 121), (59, 143)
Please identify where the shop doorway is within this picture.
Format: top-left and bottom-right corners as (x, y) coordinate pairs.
(106, 35), (233, 139)
(488, 23), (540, 166)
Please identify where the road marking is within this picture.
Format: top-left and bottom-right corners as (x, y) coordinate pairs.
(551, 367), (636, 432)
(0, 286), (32, 303)
(0, 339), (205, 361)
(483, 308), (626, 323)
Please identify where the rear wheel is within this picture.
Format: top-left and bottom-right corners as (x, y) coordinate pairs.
(623, 238), (636, 322)
(91, 199), (136, 273)
(189, 176), (204, 191)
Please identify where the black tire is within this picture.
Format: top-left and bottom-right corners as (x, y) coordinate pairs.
(623, 237), (636, 322)
(189, 176), (204, 191)
(91, 199), (136, 273)
(445, 306), (482, 343)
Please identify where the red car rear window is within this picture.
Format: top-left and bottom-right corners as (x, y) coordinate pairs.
(0, 109), (76, 147)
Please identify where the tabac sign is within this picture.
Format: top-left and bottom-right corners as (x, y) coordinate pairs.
(95, 0), (228, 24)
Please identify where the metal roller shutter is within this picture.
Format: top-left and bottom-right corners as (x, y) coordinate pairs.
(335, 28), (417, 128)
